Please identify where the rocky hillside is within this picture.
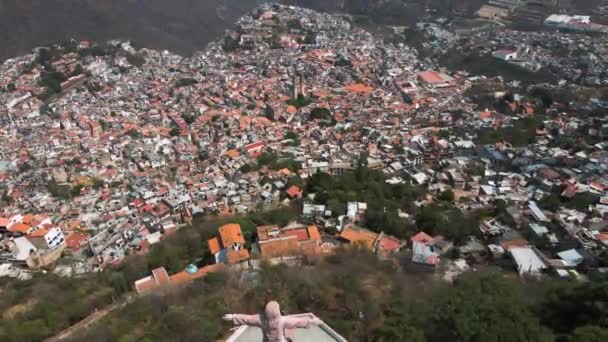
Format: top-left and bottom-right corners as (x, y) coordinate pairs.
(0, 0), (598, 61)
(0, 0), (263, 61)
(282, 0), (487, 23)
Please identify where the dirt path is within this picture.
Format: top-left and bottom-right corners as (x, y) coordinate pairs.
(44, 294), (134, 342)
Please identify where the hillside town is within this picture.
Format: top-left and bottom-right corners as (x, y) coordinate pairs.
(0, 3), (607, 288)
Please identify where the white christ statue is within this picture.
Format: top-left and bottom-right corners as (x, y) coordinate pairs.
(223, 301), (322, 342)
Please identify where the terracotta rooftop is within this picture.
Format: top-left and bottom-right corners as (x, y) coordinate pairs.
(340, 226), (377, 249)
(283, 225), (321, 242)
(65, 232), (89, 250)
(259, 236), (300, 258)
(169, 264), (223, 286)
(135, 264), (222, 295)
(417, 70), (452, 84)
(227, 248), (250, 264)
(410, 231), (434, 244)
(219, 223), (246, 246)
(208, 237), (222, 255)
(343, 83), (374, 94)
(9, 223), (31, 234)
(286, 185), (302, 198)
(29, 228), (49, 238)
(257, 225), (280, 241)
(378, 235), (401, 252)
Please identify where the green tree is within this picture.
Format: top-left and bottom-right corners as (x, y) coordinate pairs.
(539, 193), (561, 212)
(91, 177), (105, 189)
(372, 300), (427, 342)
(538, 275), (608, 334)
(287, 19), (302, 30)
(283, 131), (300, 146)
(264, 103), (275, 121)
(127, 129), (141, 139)
(38, 71), (67, 93)
(310, 107), (331, 120)
(126, 53), (146, 67)
(327, 199), (346, 217)
(566, 193), (597, 212)
(284, 131), (299, 141)
(1, 190), (13, 204)
(286, 94), (312, 109)
(438, 189), (455, 202)
(47, 180), (71, 199)
(430, 272), (554, 342)
(98, 119), (109, 131)
(181, 112), (195, 125)
(175, 78), (198, 88)
(335, 58), (352, 67)
(18, 162), (32, 173)
(569, 326), (608, 342)
(147, 244), (184, 274)
(70, 64), (84, 77)
(303, 31), (316, 44)
(223, 35), (240, 52)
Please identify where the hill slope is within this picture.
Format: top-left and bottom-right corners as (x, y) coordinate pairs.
(0, 0), (263, 61)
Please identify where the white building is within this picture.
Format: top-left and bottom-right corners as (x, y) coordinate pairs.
(492, 49), (518, 61)
(509, 246), (548, 277)
(347, 202), (367, 221)
(29, 226), (65, 249)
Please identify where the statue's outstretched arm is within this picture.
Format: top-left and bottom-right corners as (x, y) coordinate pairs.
(227, 314), (263, 327)
(282, 315), (321, 329)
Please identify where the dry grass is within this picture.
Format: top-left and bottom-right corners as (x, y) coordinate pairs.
(2, 299), (38, 320)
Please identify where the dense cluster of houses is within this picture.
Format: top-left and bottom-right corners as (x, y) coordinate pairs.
(0, 4), (607, 283)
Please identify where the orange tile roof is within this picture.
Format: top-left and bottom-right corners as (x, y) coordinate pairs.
(169, 264), (223, 285)
(227, 248), (250, 264)
(226, 149), (240, 159)
(219, 224), (245, 246)
(286, 185), (302, 198)
(208, 237), (221, 255)
(9, 223), (31, 234)
(259, 237), (299, 258)
(256, 224), (280, 242)
(340, 226), (377, 249)
(29, 228), (49, 238)
(417, 70), (449, 84)
(410, 232), (434, 243)
(134, 277), (157, 294)
(343, 83), (374, 94)
(479, 111), (493, 119)
(240, 116), (251, 129)
(65, 232), (88, 250)
(299, 239), (323, 256)
(379, 235), (402, 252)
(279, 168), (292, 176)
(307, 225), (321, 241)
(21, 214), (34, 225)
(253, 117), (272, 126)
(287, 105), (298, 114)
(0, 217), (10, 227)
(502, 239), (529, 249)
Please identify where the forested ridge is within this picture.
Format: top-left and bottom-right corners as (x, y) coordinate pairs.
(0, 0), (263, 61)
(1, 247), (607, 342)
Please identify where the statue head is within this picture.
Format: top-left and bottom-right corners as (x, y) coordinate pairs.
(263, 301), (281, 322)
